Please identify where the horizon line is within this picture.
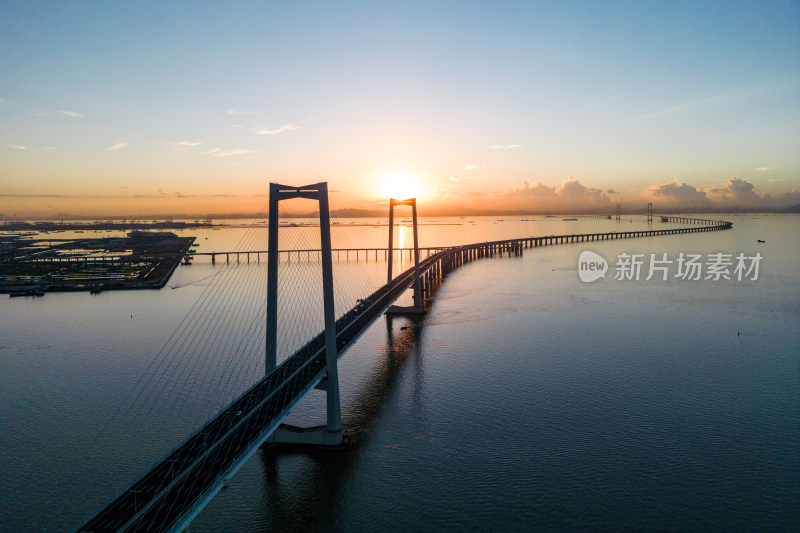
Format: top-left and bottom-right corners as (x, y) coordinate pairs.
(3, 204), (799, 222)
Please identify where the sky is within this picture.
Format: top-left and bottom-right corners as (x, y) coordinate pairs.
(1, 0), (799, 217)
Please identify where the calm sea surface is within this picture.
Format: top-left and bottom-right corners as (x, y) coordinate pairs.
(1, 215), (798, 531)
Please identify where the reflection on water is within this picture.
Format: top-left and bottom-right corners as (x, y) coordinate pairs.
(255, 317), (424, 531)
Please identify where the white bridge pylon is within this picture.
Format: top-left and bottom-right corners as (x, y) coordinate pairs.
(265, 181), (342, 446)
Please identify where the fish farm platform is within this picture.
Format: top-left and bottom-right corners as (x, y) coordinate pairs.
(0, 232), (195, 295)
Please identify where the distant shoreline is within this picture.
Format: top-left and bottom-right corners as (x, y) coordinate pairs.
(1, 206), (797, 225)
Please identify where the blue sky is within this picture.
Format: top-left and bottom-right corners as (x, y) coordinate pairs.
(2, 1), (798, 215)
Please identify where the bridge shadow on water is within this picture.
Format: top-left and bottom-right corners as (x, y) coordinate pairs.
(255, 315), (426, 530)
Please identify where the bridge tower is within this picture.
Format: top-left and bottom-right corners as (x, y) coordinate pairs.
(266, 181), (342, 445)
(387, 197), (423, 311)
(647, 202), (653, 223)
(616, 202), (621, 221)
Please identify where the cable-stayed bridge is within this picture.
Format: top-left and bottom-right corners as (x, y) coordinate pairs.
(76, 183), (732, 532)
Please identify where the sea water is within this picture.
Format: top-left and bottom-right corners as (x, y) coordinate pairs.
(1, 215), (797, 531)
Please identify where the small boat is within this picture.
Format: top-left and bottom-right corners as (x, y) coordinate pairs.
(757, 239), (765, 243)
(562, 218), (578, 221)
(9, 288), (45, 297)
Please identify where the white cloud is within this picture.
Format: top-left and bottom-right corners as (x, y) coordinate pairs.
(176, 140), (203, 146)
(755, 166), (774, 171)
(487, 144), (520, 150)
(28, 110), (83, 117)
(647, 179), (709, 205)
(203, 148), (257, 157)
(8, 144), (27, 150)
(106, 142), (129, 151)
(703, 177), (762, 205)
(464, 164), (477, 171)
(505, 177), (613, 210)
(253, 124), (299, 135)
(645, 176), (799, 208)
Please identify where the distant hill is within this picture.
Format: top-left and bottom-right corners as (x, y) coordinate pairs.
(776, 204), (800, 213)
(330, 208), (384, 218)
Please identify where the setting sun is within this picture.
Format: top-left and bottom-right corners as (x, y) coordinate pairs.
(379, 170), (422, 201)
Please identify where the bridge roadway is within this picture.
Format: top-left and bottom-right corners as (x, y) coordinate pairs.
(76, 219), (732, 532)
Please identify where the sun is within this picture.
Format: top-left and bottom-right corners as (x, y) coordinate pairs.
(379, 170), (422, 200)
